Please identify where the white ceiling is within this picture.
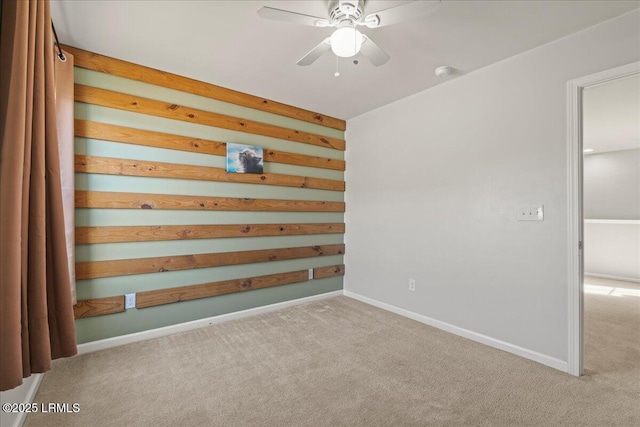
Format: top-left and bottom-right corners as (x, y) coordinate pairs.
(583, 74), (640, 154)
(51, 0), (639, 120)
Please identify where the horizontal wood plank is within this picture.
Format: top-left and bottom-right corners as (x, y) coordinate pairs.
(73, 264), (345, 314)
(313, 264), (346, 280)
(75, 120), (346, 171)
(75, 155), (345, 191)
(76, 223), (345, 244)
(76, 244), (345, 279)
(136, 264), (346, 308)
(73, 296), (124, 318)
(75, 191), (345, 212)
(263, 146), (345, 171)
(75, 85), (345, 150)
(76, 119), (225, 155)
(64, 45), (346, 131)
(136, 270), (310, 308)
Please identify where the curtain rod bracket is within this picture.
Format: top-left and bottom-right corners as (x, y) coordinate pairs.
(51, 21), (66, 62)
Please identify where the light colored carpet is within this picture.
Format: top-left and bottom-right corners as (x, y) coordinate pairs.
(25, 283), (639, 426)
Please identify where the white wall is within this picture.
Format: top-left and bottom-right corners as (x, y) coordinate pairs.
(584, 149), (640, 281)
(0, 375), (43, 427)
(345, 10), (640, 367)
(584, 149), (640, 220)
(585, 222), (640, 281)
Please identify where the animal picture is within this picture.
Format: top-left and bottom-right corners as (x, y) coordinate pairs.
(238, 149), (263, 173)
(226, 143), (264, 174)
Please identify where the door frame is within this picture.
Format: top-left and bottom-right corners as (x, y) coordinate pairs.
(566, 61), (640, 376)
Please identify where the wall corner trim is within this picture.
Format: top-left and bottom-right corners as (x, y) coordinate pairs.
(77, 290), (343, 355)
(343, 291), (569, 373)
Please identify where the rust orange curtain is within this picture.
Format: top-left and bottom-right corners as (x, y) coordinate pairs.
(55, 46), (76, 305)
(0, 0), (77, 391)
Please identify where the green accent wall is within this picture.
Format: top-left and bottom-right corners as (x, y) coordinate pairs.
(74, 68), (344, 343)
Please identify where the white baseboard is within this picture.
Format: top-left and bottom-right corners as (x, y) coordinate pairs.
(343, 291), (569, 373)
(0, 374), (44, 427)
(585, 272), (640, 284)
(78, 290), (343, 355)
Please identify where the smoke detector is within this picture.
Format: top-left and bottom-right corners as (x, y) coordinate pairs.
(435, 66), (453, 77)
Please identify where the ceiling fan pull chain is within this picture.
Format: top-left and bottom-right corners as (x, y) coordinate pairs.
(354, 28), (358, 56)
(335, 56), (340, 77)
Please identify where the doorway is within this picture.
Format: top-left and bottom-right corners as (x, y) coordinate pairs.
(582, 74), (640, 377)
(567, 61), (640, 376)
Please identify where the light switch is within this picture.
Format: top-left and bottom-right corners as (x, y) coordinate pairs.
(518, 205), (544, 221)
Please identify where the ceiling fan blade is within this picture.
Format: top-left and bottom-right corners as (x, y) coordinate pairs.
(360, 36), (390, 66)
(257, 6), (330, 27)
(364, 0), (441, 28)
(297, 38), (332, 66)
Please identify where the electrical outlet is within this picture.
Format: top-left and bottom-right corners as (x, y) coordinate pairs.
(125, 293), (136, 309)
(408, 279), (416, 291)
(308, 268), (314, 280)
(518, 205), (544, 221)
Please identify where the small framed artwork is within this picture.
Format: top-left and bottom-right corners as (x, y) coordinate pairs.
(226, 143), (264, 174)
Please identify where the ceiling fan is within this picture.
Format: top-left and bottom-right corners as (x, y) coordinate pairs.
(257, 0), (441, 67)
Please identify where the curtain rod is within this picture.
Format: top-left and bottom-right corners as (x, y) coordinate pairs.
(51, 21), (66, 62)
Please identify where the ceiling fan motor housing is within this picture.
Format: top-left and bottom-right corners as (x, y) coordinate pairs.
(330, 0), (364, 26)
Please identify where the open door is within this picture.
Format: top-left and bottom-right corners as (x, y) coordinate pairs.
(566, 61), (640, 376)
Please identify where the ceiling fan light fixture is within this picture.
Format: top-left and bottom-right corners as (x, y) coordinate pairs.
(330, 27), (363, 58)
